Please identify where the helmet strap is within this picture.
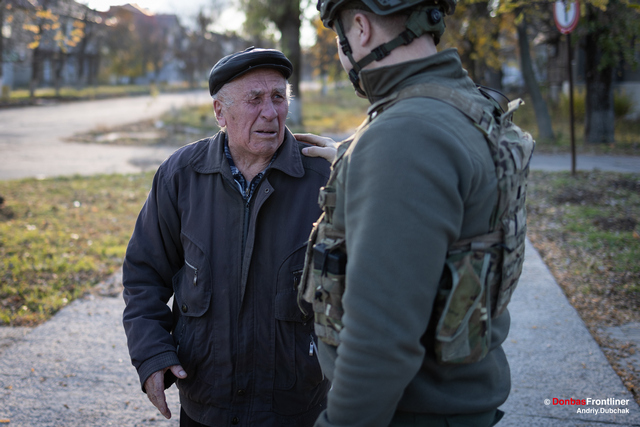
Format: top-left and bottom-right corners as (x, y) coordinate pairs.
(335, 17), (367, 97)
(335, 5), (446, 98)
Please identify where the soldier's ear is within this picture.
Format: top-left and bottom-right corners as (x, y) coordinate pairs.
(352, 12), (373, 47)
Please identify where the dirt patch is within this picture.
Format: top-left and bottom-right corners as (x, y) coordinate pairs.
(610, 177), (640, 192)
(0, 196), (14, 221)
(552, 188), (605, 205)
(65, 119), (214, 147)
(593, 216), (637, 232)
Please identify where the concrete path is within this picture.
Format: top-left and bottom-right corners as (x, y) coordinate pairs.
(530, 153), (640, 174)
(498, 241), (639, 426)
(0, 91), (210, 181)
(0, 294), (180, 427)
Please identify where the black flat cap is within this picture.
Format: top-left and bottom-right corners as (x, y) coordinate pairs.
(208, 47), (293, 96)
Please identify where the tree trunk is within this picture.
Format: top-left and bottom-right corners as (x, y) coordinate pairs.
(516, 15), (555, 141)
(54, 53), (64, 97)
(279, 19), (302, 126)
(584, 32), (614, 144)
(77, 21), (89, 88)
(30, 49), (40, 98)
(0, 0), (4, 90)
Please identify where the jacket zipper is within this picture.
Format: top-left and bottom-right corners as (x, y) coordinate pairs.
(241, 199), (250, 263)
(309, 334), (318, 356)
(184, 259), (198, 286)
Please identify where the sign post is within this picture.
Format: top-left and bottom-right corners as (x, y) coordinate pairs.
(554, 0), (580, 176)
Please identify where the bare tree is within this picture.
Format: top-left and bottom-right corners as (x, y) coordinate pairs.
(515, 10), (555, 141)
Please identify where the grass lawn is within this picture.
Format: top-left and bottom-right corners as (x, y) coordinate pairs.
(526, 171), (640, 400)
(2, 82), (204, 104)
(512, 91), (640, 155)
(0, 173), (154, 325)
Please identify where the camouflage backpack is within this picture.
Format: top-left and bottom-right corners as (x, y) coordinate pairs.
(369, 83), (535, 364)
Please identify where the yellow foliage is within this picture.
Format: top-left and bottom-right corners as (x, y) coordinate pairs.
(28, 41), (40, 49)
(36, 9), (56, 20)
(23, 24), (40, 33)
(585, 0), (609, 11)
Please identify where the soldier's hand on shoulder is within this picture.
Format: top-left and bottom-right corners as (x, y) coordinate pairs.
(296, 133), (338, 163)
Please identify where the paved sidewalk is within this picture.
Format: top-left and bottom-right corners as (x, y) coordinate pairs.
(498, 241), (639, 426)
(530, 153), (640, 173)
(0, 292), (180, 426)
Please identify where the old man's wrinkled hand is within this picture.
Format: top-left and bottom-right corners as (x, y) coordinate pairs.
(144, 364), (187, 419)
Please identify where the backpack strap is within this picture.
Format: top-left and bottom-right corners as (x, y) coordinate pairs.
(368, 83), (498, 136)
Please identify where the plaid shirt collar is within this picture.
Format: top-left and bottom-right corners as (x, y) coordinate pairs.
(224, 136), (278, 201)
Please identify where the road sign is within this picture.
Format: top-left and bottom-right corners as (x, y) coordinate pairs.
(554, 0), (580, 34)
(554, 0), (580, 174)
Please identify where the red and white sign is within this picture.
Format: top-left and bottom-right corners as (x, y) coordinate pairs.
(554, 0), (580, 34)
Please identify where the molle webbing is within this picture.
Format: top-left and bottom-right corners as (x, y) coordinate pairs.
(366, 82), (535, 364)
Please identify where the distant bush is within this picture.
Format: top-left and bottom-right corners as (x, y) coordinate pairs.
(558, 89), (586, 123)
(614, 91), (635, 119)
(556, 89), (635, 122)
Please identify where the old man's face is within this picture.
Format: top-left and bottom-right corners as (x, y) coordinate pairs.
(214, 69), (289, 162)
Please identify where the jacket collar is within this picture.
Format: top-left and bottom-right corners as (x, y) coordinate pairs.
(359, 48), (471, 104)
(189, 127), (305, 179)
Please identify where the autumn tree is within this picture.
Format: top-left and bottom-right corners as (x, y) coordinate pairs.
(22, 0), (85, 97)
(75, 8), (102, 87)
(177, 7), (228, 89)
(496, 0), (640, 144)
(308, 15), (341, 95)
(441, 0), (507, 89)
(1, 0), (39, 92)
(488, 1), (555, 141)
(178, 10), (211, 88)
(103, 8), (142, 82)
(136, 13), (169, 83)
(240, 0), (303, 125)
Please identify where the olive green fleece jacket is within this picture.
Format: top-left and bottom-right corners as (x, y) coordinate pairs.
(314, 49), (511, 427)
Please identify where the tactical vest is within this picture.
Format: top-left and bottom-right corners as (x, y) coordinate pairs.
(299, 84), (535, 364)
(299, 138), (353, 347)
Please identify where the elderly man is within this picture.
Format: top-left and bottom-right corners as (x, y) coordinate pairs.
(122, 47), (331, 427)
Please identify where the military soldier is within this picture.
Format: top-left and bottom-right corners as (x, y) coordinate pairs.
(300, 1), (518, 425)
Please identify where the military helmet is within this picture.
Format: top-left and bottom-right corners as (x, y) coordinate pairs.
(318, 0), (457, 98)
(317, 0), (457, 28)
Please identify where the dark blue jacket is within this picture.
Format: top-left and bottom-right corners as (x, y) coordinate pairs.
(123, 129), (330, 426)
